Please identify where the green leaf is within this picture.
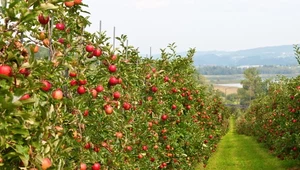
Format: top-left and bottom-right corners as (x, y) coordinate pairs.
(40, 3), (58, 10)
(10, 127), (29, 136)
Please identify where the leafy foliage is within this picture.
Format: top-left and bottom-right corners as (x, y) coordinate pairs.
(0, 0), (230, 169)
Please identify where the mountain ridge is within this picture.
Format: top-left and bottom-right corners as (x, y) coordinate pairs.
(191, 44), (298, 66)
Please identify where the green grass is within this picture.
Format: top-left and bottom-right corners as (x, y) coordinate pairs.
(196, 117), (299, 170)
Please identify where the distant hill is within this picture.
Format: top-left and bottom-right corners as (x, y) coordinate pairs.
(191, 45), (298, 66)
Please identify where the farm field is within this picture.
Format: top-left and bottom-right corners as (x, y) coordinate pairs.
(204, 74), (299, 84)
(212, 85), (239, 95)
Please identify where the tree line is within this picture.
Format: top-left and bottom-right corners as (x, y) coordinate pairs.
(198, 65), (300, 75)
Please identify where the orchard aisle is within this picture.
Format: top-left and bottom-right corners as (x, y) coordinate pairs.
(196, 117), (299, 170)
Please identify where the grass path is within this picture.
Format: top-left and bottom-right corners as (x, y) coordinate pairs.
(196, 117), (299, 170)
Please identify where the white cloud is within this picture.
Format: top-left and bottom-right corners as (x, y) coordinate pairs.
(134, 0), (171, 9)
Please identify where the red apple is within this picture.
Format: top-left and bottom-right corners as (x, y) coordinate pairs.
(108, 76), (118, 86)
(115, 132), (123, 139)
(91, 89), (98, 98)
(93, 48), (102, 57)
(19, 68), (30, 77)
(78, 79), (87, 85)
(70, 79), (77, 86)
(161, 114), (168, 121)
(95, 85), (104, 92)
(52, 89), (63, 100)
(69, 71), (76, 77)
(65, 1), (74, 7)
(111, 54), (117, 61)
(38, 14), (49, 25)
(171, 104), (177, 110)
(20, 94), (30, 101)
(58, 38), (65, 44)
(0, 65), (12, 77)
(108, 65), (117, 73)
(138, 154), (143, 159)
(151, 86), (158, 93)
(164, 76), (169, 82)
(123, 102), (131, 110)
(41, 80), (52, 92)
(126, 146), (132, 151)
(74, 0), (82, 5)
(55, 23), (65, 30)
(80, 163), (87, 170)
(104, 105), (113, 115)
(92, 163), (101, 170)
(84, 142), (91, 149)
(142, 145), (148, 151)
(86, 45), (94, 52)
(83, 110), (89, 117)
(77, 86), (86, 94)
(113, 91), (121, 100)
(41, 158), (51, 170)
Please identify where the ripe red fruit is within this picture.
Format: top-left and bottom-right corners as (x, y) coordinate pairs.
(55, 23), (65, 30)
(19, 68), (30, 77)
(84, 142), (91, 149)
(64, 1), (74, 7)
(41, 80), (52, 92)
(38, 14), (49, 25)
(209, 135), (213, 139)
(164, 76), (169, 82)
(41, 158), (52, 170)
(92, 163), (101, 170)
(74, 0), (82, 5)
(0, 65), (12, 77)
(111, 54), (117, 61)
(108, 76), (118, 86)
(123, 102), (131, 110)
(91, 89), (98, 98)
(83, 110), (89, 117)
(52, 89), (63, 100)
(126, 146), (132, 151)
(150, 157), (155, 162)
(93, 146), (100, 152)
(151, 86), (158, 93)
(77, 86), (86, 94)
(78, 79), (87, 85)
(69, 72), (76, 77)
(104, 105), (113, 115)
(138, 154), (143, 159)
(161, 114), (168, 121)
(95, 85), (104, 92)
(93, 48), (102, 57)
(20, 94), (30, 101)
(70, 79), (77, 86)
(113, 91), (121, 100)
(86, 45), (94, 52)
(80, 163), (87, 170)
(142, 145), (148, 151)
(58, 38), (65, 44)
(108, 65), (117, 73)
(118, 78), (122, 84)
(171, 104), (177, 110)
(115, 132), (123, 139)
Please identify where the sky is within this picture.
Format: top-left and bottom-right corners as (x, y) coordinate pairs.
(83, 0), (300, 55)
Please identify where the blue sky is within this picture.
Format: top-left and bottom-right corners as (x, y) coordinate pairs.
(84, 0), (300, 55)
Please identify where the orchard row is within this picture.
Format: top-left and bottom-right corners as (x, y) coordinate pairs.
(0, 0), (230, 169)
(236, 76), (300, 161)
